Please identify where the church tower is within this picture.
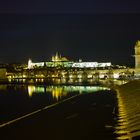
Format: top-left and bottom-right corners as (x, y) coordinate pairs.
(135, 40), (140, 69)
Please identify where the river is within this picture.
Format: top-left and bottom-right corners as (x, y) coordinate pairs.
(0, 84), (117, 140)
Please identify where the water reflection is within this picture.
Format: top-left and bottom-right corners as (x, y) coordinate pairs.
(0, 85), (7, 90)
(28, 86), (35, 97)
(115, 89), (140, 139)
(0, 84), (110, 125)
(28, 85), (110, 100)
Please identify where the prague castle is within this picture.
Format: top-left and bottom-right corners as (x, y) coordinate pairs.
(5, 41), (140, 82)
(28, 52), (111, 69)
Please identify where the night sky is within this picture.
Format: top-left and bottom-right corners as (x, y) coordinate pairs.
(1, 0), (140, 66)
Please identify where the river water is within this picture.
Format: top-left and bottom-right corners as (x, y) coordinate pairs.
(0, 84), (110, 124)
(115, 87), (140, 140)
(1, 82), (140, 140)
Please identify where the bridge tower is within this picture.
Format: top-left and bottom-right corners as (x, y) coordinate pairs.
(135, 40), (140, 74)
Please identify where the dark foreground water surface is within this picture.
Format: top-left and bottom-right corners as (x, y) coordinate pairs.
(0, 84), (117, 140)
(0, 84), (110, 123)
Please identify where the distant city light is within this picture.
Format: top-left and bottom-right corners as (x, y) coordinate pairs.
(27, 53), (111, 69)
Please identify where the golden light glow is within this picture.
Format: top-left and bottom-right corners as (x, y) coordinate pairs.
(28, 86), (35, 97)
(115, 90), (131, 139)
(27, 85), (110, 99)
(52, 52), (68, 62)
(113, 73), (119, 79)
(51, 87), (65, 101)
(28, 59), (32, 69)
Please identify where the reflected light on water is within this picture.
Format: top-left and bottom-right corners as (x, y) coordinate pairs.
(27, 85), (110, 100)
(28, 86), (45, 97)
(0, 85), (7, 90)
(115, 90), (131, 140)
(115, 89), (140, 140)
(28, 86), (35, 97)
(0, 84), (112, 130)
(52, 87), (65, 100)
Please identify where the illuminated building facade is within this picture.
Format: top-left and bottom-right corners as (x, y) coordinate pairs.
(8, 43), (140, 82)
(27, 53), (111, 69)
(52, 52), (68, 62)
(28, 59), (44, 69)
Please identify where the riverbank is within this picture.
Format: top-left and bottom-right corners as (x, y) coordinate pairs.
(0, 78), (128, 87)
(1, 88), (117, 140)
(114, 80), (140, 139)
(116, 80), (140, 93)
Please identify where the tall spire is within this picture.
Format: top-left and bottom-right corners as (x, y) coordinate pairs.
(52, 52), (61, 62)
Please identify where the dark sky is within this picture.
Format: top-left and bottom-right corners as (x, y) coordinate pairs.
(0, 0), (140, 66)
(1, 0), (140, 14)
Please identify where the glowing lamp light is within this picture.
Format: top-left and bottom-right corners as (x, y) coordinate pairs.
(99, 74), (105, 79)
(113, 73), (119, 79)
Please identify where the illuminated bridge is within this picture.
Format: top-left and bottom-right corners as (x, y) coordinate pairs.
(7, 52), (135, 82)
